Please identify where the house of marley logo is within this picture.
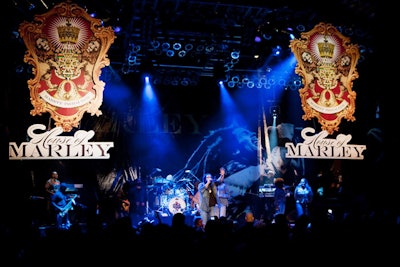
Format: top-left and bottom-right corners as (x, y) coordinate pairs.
(18, 1), (116, 132)
(290, 22), (360, 134)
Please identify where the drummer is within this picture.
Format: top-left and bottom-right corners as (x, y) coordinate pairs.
(163, 174), (176, 194)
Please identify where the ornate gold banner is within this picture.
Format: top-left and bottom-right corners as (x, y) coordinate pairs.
(290, 22), (360, 134)
(18, 1), (116, 132)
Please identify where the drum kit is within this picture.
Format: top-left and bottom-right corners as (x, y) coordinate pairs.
(147, 176), (194, 215)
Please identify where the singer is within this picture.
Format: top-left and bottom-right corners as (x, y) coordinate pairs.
(197, 173), (218, 226)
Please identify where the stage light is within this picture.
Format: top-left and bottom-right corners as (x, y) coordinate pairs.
(171, 79), (179, 86)
(227, 81), (235, 88)
(151, 40), (160, 48)
(185, 43), (193, 51)
(162, 42), (170, 50)
(173, 43), (182, 50)
(127, 55), (137, 65)
(272, 45), (281, 56)
(113, 26), (122, 33)
(15, 65), (24, 73)
(232, 76), (239, 83)
(166, 50), (175, 57)
(231, 51), (240, 59)
(293, 79), (302, 86)
(262, 33), (272, 40)
(205, 45), (214, 53)
(278, 79), (286, 86)
(132, 44), (141, 52)
(178, 50), (186, 57)
(271, 106), (280, 119)
(196, 45), (205, 52)
(296, 24), (305, 32)
(181, 79), (189, 86)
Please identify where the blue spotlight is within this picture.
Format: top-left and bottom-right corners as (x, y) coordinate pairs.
(113, 26), (122, 33)
(254, 36), (262, 43)
(272, 45), (281, 56)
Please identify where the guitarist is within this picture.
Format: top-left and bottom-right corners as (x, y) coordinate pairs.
(51, 183), (76, 230)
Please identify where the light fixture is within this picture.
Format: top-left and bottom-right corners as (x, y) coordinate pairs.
(231, 51), (240, 59)
(232, 76), (239, 83)
(271, 106), (280, 118)
(178, 50), (186, 57)
(166, 50), (174, 57)
(185, 43), (193, 51)
(151, 40), (160, 48)
(205, 45), (214, 53)
(196, 45), (204, 52)
(162, 42), (170, 51)
(296, 24), (305, 32)
(272, 45), (281, 56)
(173, 43), (182, 50)
(227, 81), (235, 88)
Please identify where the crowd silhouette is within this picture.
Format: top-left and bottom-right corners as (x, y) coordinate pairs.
(3, 199), (399, 266)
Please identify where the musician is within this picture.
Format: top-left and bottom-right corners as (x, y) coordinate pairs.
(294, 178), (313, 218)
(115, 184), (130, 220)
(273, 177), (290, 218)
(44, 171), (61, 223)
(51, 183), (75, 230)
(216, 167), (230, 218)
(198, 173), (218, 226)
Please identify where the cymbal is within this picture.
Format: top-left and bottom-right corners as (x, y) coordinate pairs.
(178, 178), (191, 182)
(154, 178), (170, 184)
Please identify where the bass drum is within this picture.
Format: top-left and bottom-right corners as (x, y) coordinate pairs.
(168, 196), (187, 215)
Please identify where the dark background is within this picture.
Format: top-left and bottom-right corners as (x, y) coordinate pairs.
(2, 0), (390, 230)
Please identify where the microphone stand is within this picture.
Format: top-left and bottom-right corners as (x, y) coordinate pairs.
(186, 171), (201, 182)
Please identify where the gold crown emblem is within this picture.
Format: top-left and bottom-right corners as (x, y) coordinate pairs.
(317, 36), (334, 58)
(57, 20), (80, 44)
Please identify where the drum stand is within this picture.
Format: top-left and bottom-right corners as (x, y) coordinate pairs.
(145, 185), (161, 216)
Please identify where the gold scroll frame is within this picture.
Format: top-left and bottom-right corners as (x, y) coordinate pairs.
(18, 1), (116, 132)
(290, 22), (360, 134)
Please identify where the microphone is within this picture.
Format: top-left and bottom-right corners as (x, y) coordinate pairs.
(185, 170), (191, 173)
